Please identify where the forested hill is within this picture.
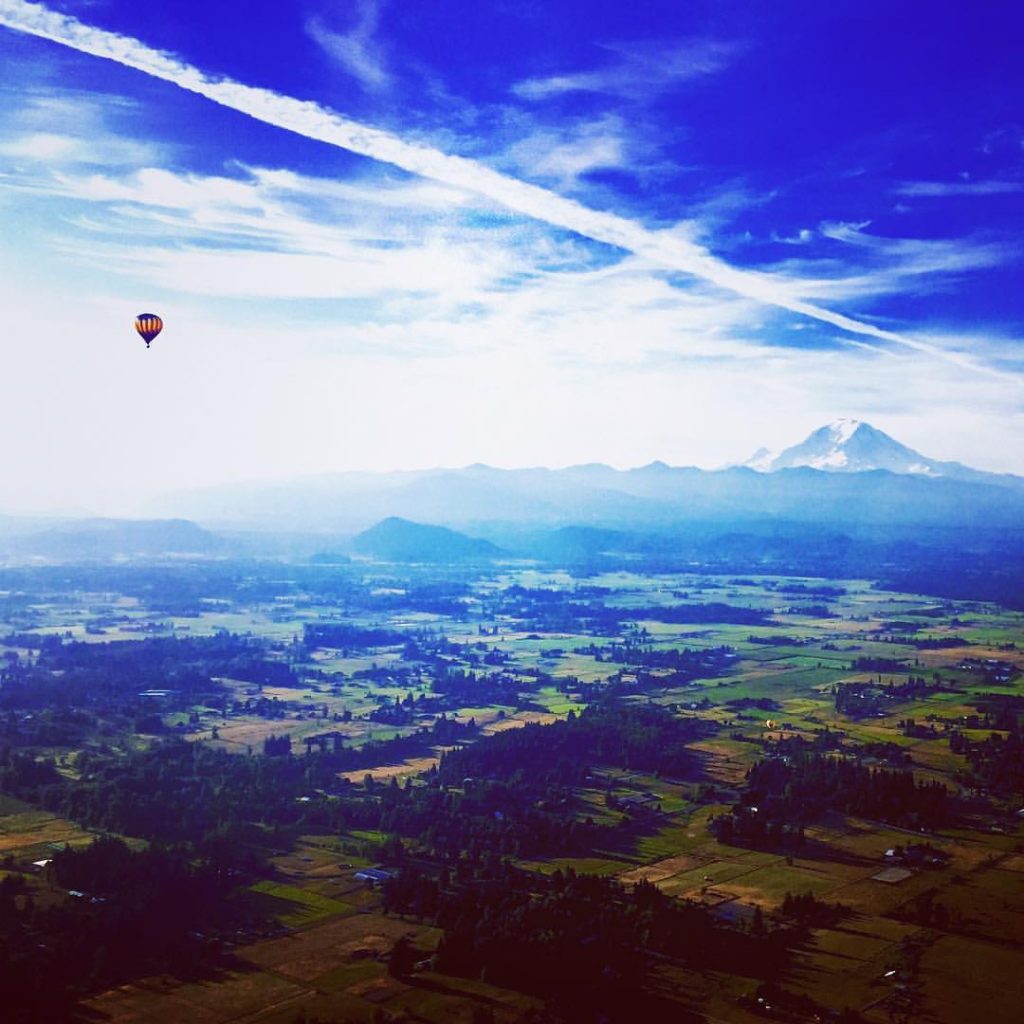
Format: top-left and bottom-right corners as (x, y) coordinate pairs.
(353, 517), (501, 562)
(0, 518), (226, 559)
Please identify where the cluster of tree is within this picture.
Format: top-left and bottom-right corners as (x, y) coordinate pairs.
(1, 631), (65, 652)
(596, 641), (735, 679)
(262, 733), (293, 756)
(0, 836), (249, 1023)
(708, 806), (805, 850)
(950, 728), (1024, 798)
(711, 754), (949, 848)
(958, 658), (1020, 686)
(302, 622), (406, 649)
(4, 708), (624, 866)
(1, 705), (96, 747)
(779, 890), (848, 927)
(0, 633), (290, 716)
(638, 603), (771, 626)
(854, 739), (913, 764)
(832, 682), (893, 718)
(892, 635), (968, 650)
(787, 604), (836, 618)
(437, 703), (702, 789)
(367, 698), (419, 725)
(431, 667), (534, 709)
(746, 634), (806, 646)
(850, 656), (907, 672)
(965, 693), (1024, 731)
(750, 754), (948, 827)
(366, 782), (603, 862)
(0, 713), (477, 844)
(898, 717), (943, 740)
(765, 729), (846, 755)
(727, 696), (783, 712)
(833, 676), (943, 718)
(882, 565), (1024, 610)
(383, 864), (791, 1023)
(891, 886), (960, 930)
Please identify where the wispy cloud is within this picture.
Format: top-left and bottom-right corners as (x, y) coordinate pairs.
(0, 0), (1014, 381)
(21, 161), (552, 309)
(0, 104), (782, 364)
(0, 128), (151, 165)
(0, 88), (157, 165)
(0, 131), (77, 159)
(894, 179), (1024, 197)
(501, 114), (631, 187)
(306, 0), (391, 94)
(820, 220), (1010, 268)
(512, 38), (743, 101)
(660, 217), (1017, 319)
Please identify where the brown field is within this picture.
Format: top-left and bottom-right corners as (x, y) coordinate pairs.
(0, 809), (96, 857)
(482, 709), (559, 733)
(339, 753), (441, 783)
(238, 912), (439, 981)
(912, 933), (1024, 1023)
(83, 970), (310, 1024)
(619, 854), (703, 884)
(83, 914), (448, 1024)
(787, 919), (920, 1019)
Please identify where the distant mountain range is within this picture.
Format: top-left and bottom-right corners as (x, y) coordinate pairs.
(150, 420), (1024, 533)
(3, 422), (1022, 571)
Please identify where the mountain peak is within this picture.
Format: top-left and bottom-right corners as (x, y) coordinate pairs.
(825, 417), (865, 443)
(746, 420), (940, 475)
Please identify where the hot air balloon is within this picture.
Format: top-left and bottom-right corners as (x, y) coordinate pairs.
(765, 719), (776, 730)
(134, 313), (163, 349)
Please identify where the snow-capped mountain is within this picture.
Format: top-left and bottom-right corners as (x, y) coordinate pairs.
(745, 419), (1018, 484)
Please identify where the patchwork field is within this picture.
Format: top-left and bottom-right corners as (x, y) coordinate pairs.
(3, 564), (1022, 1022)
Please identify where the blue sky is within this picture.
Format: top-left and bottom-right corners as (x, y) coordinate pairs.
(0, 0), (1022, 512)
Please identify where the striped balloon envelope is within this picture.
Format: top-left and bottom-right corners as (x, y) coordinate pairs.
(134, 313), (163, 348)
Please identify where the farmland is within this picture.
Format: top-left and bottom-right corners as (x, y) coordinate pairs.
(1, 557), (1022, 1022)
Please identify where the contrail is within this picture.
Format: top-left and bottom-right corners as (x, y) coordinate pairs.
(0, 0), (1007, 378)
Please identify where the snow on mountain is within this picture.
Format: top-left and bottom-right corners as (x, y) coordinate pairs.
(743, 447), (776, 472)
(747, 419), (950, 475)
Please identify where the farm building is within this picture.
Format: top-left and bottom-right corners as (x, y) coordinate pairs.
(355, 868), (394, 886)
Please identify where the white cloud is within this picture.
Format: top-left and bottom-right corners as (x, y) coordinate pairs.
(503, 116), (627, 187)
(0, 90), (159, 166)
(8, 159), (573, 310)
(60, 236), (514, 303)
(772, 222), (1016, 301)
(0, 131), (77, 159)
(512, 38), (743, 101)
(824, 220), (1011, 270)
(306, 0), (391, 93)
(0, 1), (1018, 385)
(771, 228), (814, 246)
(894, 180), (1024, 196)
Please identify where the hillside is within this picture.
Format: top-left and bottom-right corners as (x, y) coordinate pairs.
(352, 517), (501, 563)
(0, 518), (227, 560)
